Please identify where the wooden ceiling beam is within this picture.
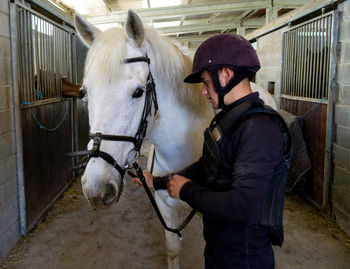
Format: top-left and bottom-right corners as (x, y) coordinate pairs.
(102, 0), (112, 12)
(274, 0), (311, 8)
(87, 1), (270, 24)
(169, 34), (220, 43)
(208, 12), (221, 23)
(158, 18), (264, 35)
(180, 15), (185, 26)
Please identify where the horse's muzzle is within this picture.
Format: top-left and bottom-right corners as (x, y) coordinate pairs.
(82, 177), (122, 209)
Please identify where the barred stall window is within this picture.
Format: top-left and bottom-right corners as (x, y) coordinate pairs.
(281, 14), (332, 101)
(17, 7), (73, 105)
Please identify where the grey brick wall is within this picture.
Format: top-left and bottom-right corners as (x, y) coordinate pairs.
(332, 0), (350, 236)
(0, 0), (20, 262)
(255, 27), (286, 108)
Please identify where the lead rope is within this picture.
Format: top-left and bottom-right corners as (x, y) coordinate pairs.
(128, 163), (196, 240)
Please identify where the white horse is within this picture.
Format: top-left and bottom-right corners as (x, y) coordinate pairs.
(75, 10), (276, 269)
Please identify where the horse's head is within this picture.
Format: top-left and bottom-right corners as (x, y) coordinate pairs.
(75, 10), (153, 208)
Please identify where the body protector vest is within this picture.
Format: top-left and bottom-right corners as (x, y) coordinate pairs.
(201, 100), (292, 246)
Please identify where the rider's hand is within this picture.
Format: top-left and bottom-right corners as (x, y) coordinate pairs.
(167, 174), (190, 199)
(132, 170), (154, 188)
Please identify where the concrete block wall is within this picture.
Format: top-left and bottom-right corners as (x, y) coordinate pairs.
(332, 0), (350, 235)
(0, 0), (20, 262)
(255, 27), (286, 109)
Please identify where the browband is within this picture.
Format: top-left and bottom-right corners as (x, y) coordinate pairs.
(123, 57), (150, 64)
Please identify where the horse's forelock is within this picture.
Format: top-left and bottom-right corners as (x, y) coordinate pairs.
(84, 28), (128, 88)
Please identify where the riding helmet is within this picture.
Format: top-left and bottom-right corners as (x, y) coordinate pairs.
(184, 33), (260, 83)
(184, 33), (260, 108)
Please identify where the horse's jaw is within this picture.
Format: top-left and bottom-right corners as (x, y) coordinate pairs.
(81, 158), (124, 209)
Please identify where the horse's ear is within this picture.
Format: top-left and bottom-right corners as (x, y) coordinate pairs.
(125, 10), (144, 47)
(74, 13), (101, 47)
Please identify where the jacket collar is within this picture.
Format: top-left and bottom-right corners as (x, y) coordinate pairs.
(222, 92), (264, 112)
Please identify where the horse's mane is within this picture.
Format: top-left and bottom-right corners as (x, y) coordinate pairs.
(84, 26), (209, 116)
(144, 27), (209, 116)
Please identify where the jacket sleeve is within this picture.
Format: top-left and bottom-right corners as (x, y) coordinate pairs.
(179, 115), (284, 224)
(154, 159), (206, 190)
(177, 158), (207, 186)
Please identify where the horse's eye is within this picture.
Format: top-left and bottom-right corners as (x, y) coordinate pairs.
(132, 88), (144, 98)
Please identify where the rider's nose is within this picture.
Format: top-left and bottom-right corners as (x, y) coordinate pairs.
(201, 87), (208, 96)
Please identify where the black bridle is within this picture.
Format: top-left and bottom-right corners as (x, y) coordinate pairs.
(69, 57), (157, 174)
(66, 56), (195, 239)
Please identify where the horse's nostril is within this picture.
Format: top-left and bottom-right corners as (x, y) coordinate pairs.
(103, 183), (117, 205)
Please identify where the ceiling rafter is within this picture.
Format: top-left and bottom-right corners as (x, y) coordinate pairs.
(274, 0), (311, 8)
(158, 18), (265, 35)
(245, 9), (260, 19)
(170, 33), (217, 43)
(86, 1), (270, 24)
(102, 0), (112, 12)
(180, 15), (185, 26)
(208, 12), (221, 23)
(239, 9), (253, 20)
(63, 0), (311, 46)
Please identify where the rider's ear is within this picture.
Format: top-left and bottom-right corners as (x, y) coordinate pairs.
(222, 67), (234, 84)
(226, 68), (234, 82)
(125, 9), (145, 47)
(74, 13), (101, 47)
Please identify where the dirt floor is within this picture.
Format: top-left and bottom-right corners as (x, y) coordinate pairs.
(1, 151), (350, 269)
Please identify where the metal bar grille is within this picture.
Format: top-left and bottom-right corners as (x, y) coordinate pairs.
(17, 7), (72, 104)
(281, 14), (332, 100)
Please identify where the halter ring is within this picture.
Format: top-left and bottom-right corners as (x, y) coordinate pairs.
(124, 148), (140, 169)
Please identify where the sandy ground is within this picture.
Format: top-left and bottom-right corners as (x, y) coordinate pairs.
(1, 150), (350, 269)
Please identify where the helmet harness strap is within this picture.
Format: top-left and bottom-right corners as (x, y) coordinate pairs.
(208, 66), (247, 109)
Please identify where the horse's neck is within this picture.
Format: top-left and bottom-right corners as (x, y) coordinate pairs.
(144, 35), (212, 175)
(147, 73), (211, 176)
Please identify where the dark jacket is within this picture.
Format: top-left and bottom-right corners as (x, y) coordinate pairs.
(178, 92), (284, 269)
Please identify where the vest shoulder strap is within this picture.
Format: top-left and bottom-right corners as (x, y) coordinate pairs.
(215, 102), (291, 156)
(209, 101), (253, 143)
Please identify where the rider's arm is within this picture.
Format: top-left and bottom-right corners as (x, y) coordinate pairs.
(153, 159), (206, 190)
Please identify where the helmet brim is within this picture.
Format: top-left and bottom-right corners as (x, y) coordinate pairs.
(184, 70), (202, 83)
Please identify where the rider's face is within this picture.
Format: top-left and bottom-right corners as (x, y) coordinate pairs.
(201, 70), (219, 109)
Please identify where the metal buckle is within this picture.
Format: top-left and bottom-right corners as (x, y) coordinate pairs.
(124, 148), (140, 169)
(92, 133), (102, 153)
